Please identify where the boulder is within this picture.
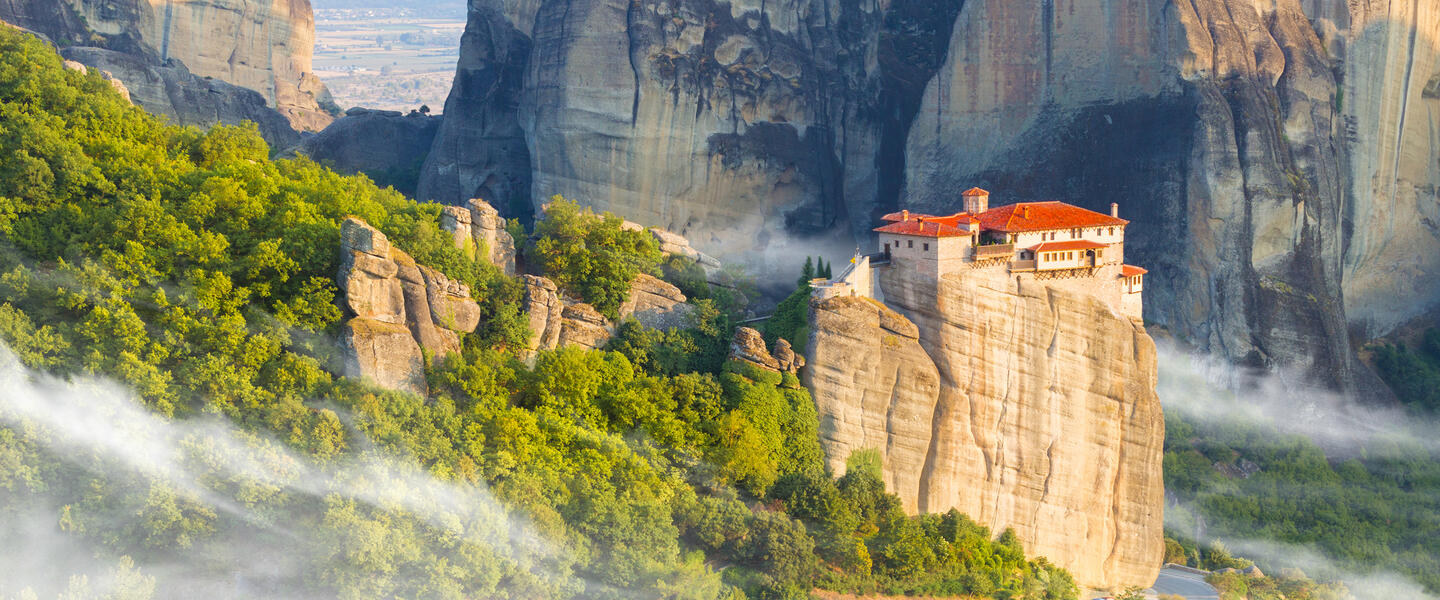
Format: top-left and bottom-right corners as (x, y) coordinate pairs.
(340, 318), (426, 396)
(772, 338), (805, 373)
(421, 266), (481, 333)
(728, 327), (782, 372)
(619, 273), (693, 330)
(558, 303), (614, 350)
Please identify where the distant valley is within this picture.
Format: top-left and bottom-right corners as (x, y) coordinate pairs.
(311, 3), (465, 112)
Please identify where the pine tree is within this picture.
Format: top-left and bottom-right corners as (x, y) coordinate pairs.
(819, 258), (831, 279)
(799, 256), (815, 286)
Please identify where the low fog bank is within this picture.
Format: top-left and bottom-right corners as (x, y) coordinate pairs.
(1155, 340), (1437, 456)
(1155, 340), (1440, 599)
(0, 342), (573, 599)
(1222, 538), (1438, 600)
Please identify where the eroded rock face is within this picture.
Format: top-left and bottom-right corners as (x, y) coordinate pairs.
(521, 272), (693, 359)
(294, 110), (442, 195)
(901, 0), (1371, 391)
(59, 46), (300, 147)
(337, 218), (483, 394)
(425, 0), (1440, 391)
(2, 0), (333, 135)
(420, 0), (969, 268)
(728, 327), (803, 374)
(804, 269), (1164, 591)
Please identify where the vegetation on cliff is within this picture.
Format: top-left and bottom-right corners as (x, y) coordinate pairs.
(1163, 407), (1440, 594)
(0, 28), (1075, 599)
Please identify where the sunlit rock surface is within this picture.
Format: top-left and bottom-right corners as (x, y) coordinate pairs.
(805, 269), (1165, 591)
(1, 0), (334, 135)
(337, 218), (483, 395)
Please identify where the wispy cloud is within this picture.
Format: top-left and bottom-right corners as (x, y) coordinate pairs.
(1155, 340), (1440, 599)
(1155, 340), (1437, 455)
(0, 342), (576, 599)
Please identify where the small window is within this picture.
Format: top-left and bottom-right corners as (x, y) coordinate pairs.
(1108, 227), (1114, 235)
(907, 240), (913, 248)
(923, 243), (929, 251)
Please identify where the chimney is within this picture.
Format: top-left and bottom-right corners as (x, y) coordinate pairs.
(1110, 202), (1119, 218)
(902, 209), (910, 221)
(1022, 206), (1030, 219)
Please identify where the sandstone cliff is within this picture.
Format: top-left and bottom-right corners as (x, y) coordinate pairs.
(294, 109), (442, 196)
(61, 46), (302, 148)
(418, 0), (968, 263)
(421, 0), (1440, 393)
(1, 0), (334, 136)
(899, 0), (1390, 392)
(804, 272), (1165, 591)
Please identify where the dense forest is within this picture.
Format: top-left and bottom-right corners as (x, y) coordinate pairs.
(0, 27), (1077, 599)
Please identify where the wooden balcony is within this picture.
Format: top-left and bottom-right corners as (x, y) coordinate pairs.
(974, 243), (1015, 259)
(1009, 259), (1037, 272)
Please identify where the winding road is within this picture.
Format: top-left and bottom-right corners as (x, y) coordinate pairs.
(1146, 565), (1220, 599)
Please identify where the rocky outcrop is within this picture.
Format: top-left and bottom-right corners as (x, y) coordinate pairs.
(61, 57), (131, 102)
(804, 269), (1165, 591)
(337, 218), (483, 395)
(60, 46), (301, 148)
(729, 327), (804, 374)
(293, 109), (442, 196)
(439, 199), (517, 276)
(521, 275), (565, 355)
(521, 272), (694, 358)
(620, 274), (694, 330)
(2, 0), (334, 135)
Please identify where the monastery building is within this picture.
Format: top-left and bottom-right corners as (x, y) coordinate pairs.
(815, 188), (1147, 319)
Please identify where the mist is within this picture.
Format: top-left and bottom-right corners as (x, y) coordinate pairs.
(1155, 340), (1440, 599)
(0, 342), (575, 599)
(1155, 339), (1438, 456)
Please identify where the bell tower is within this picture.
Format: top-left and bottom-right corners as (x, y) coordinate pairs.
(962, 187), (990, 214)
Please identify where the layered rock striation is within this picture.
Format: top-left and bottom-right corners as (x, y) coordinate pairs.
(1, 0), (334, 138)
(337, 218), (483, 395)
(422, 0), (1440, 392)
(419, 0), (968, 264)
(805, 268), (1164, 591)
(61, 45), (302, 148)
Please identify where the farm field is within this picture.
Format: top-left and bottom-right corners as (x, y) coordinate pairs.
(312, 5), (466, 113)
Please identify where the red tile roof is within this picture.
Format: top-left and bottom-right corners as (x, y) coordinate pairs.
(874, 219), (973, 237)
(874, 211), (978, 237)
(1029, 240), (1108, 253)
(962, 187), (990, 197)
(976, 201), (1128, 233)
(1121, 265), (1148, 277)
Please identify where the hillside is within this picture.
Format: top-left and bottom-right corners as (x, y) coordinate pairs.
(0, 27), (1081, 600)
